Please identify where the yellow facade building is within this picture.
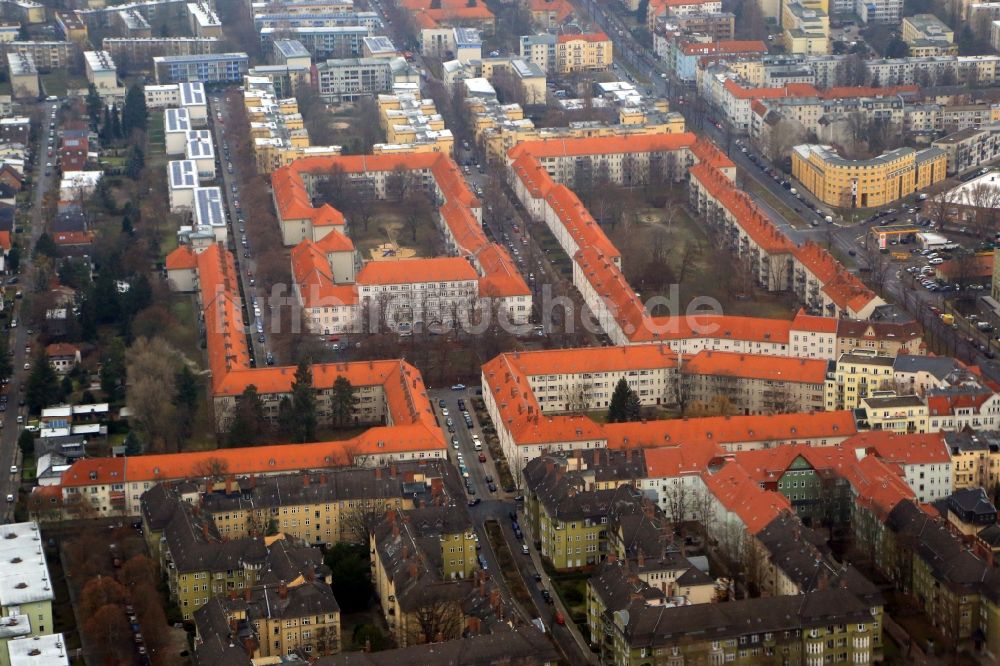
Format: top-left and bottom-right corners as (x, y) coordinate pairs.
(782, 1), (829, 54)
(902, 14), (957, 57)
(555, 33), (613, 73)
(792, 143), (948, 208)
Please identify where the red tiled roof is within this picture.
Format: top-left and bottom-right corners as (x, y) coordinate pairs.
(702, 462), (792, 534)
(603, 411), (856, 449)
(844, 431), (950, 465)
(165, 245), (198, 270)
(681, 349), (830, 384)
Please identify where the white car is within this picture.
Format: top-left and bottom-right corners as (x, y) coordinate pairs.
(929, 258), (945, 265)
(9, 466), (15, 474)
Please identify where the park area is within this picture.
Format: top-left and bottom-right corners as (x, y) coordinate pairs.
(349, 202), (445, 263)
(609, 198), (797, 321)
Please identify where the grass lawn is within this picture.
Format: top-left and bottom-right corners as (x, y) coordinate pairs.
(166, 293), (202, 365)
(548, 571), (590, 626)
(40, 70), (87, 97)
(628, 204), (797, 320)
(484, 521), (534, 611)
(744, 178), (804, 228)
(147, 112), (165, 153)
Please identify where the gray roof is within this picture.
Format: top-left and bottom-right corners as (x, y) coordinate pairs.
(893, 354), (963, 380)
(838, 352), (895, 366)
(315, 626), (559, 665)
(615, 589), (872, 648)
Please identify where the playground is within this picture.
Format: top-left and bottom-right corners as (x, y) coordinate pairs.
(350, 204), (444, 263)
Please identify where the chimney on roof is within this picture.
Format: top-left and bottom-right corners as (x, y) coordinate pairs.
(490, 587), (500, 610)
(278, 580), (288, 600)
(408, 562), (418, 578)
(402, 544), (410, 560)
(250, 475), (257, 489)
(303, 474), (310, 488)
(375, 467), (382, 480)
(244, 585), (252, 602)
(226, 476), (233, 495)
(480, 576), (486, 598)
(241, 636), (255, 656)
(638, 549), (645, 568)
(467, 616), (481, 633)
(607, 552), (617, 564)
(390, 464), (398, 478)
(201, 523), (209, 540)
(818, 570), (828, 591)
(229, 617), (238, 634)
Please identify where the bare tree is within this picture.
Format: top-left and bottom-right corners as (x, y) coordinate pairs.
(343, 501), (390, 543)
(405, 590), (464, 645)
(125, 337), (182, 453)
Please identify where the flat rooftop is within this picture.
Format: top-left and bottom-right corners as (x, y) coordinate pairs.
(84, 50), (116, 72)
(185, 131), (215, 158)
(0, 523), (54, 607)
(169, 159), (199, 188)
(193, 187), (226, 228)
(164, 107), (191, 133)
(363, 35), (395, 54)
(154, 52), (250, 64)
(8, 634), (69, 666)
(179, 80), (206, 106)
(273, 38), (311, 59)
(6, 52), (35, 76)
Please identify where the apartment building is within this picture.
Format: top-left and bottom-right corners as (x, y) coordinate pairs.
(144, 486), (329, 620)
(669, 39), (767, 83)
(53, 11), (87, 43)
(933, 125), (1000, 175)
(524, 464), (644, 570)
(519, 33), (556, 72)
(315, 57), (392, 102)
(856, 0), (902, 24)
(115, 8), (152, 36)
(276, 152), (530, 327)
(792, 143), (948, 209)
(689, 165), (884, 318)
(0, 0), (42, 24)
(371, 506), (501, 647)
(83, 50), (117, 90)
(4, 42), (73, 70)
(508, 133), (735, 344)
(153, 52), (249, 83)
(782, 1), (829, 55)
(260, 26), (368, 60)
(194, 580), (341, 658)
(253, 10), (381, 31)
(103, 37), (219, 64)
(681, 349), (833, 414)
(554, 33), (612, 74)
(832, 351), (895, 410)
(902, 13), (957, 56)
(0, 523), (53, 642)
(186, 1), (222, 37)
(5, 52), (36, 99)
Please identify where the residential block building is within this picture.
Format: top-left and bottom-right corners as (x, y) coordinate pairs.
(792, 143), (948, 209)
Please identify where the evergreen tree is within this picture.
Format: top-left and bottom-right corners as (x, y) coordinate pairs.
(121, 216), (133, 235)
(85, 84), (102, 128)
(7, 242), (19, 273)
(17, 429), (33, 459)
(607, 377), (642, 423)
(277, 395), (295, 439)
(332, 376), (355, 427)
(125, 145), (144, 180)
(110, 103), (122, 140)
(16, 24), (28, 41)
(100, 338), (126, 399)
(25, 352), (59, 413)
(173, 365), (199, 435)
(228, 385), (264, 447)
(290, 361), (317, 442)
(623, 389), (642, 422)
(121, 84), (148, 136)
(123, 432), (142, 456)
(32, 233), (58, 259)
